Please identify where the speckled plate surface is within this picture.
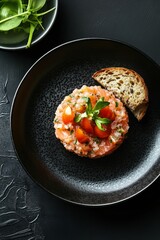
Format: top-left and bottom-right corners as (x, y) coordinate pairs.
(10, 38), (160, 206)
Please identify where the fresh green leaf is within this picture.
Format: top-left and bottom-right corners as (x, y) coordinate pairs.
(92, 109), (99, 120)
(30, 0), (46, 12)
(95, 119), (105, 131)
(93, 97), (110, 111)
(0, 1), (23, 19)
(75, 96), (112, 131)
(95, 116), (111, 124)
(0, 2), (24, 30)
(82, 97), (92, 116)
(26, 0), (32, 11)
(95, 117), (111, 131)
(74, 112), (87, 123)
(18, 0), (23, 12)
(0, 16), (22, 30)
(74, 114), (82, 123)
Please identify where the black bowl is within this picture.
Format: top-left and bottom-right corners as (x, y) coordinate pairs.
(0, 0), (58, 50)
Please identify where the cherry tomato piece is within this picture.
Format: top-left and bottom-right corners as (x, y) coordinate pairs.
(94, 125), (111, 139)
(76, 104), (86, 113)
(62, 106), (75, 124)
(90, 95), (97, 108)
(99, 106), (115, 121)
(75, 127), (90, 143)
(80, 118), (94, 134)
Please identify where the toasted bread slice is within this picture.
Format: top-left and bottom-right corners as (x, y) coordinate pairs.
(92, 67), (148, 121)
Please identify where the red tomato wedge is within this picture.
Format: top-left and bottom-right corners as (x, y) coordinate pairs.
(94, 125), (111, 139)
(75, 127), (90, 143)
(90, 95), (97, 107)
(99, 106), (115, 121)
(62, 106), (75, 124)
(80, 118), (94, 134)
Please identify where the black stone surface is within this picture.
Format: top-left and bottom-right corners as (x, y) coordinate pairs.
(0, 0), (160, 239)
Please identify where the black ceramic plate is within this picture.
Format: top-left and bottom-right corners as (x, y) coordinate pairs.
(11, 38), (160, 206)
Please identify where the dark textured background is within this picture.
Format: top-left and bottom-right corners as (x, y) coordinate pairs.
(0, 0), (160, 239)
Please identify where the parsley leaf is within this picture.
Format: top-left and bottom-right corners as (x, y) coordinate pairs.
(93, 97), (110, 111)
(95, 117), (111, 130)
(75, 97), (112, 131)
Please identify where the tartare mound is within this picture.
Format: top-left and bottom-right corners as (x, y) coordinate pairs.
(53, 85), (129, 158)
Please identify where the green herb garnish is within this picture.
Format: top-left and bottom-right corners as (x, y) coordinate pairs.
(70, 129), (74, 135)
(115, 102), (119, 107)
(0, 0), (56, 48)
(75, 97), (112, 131)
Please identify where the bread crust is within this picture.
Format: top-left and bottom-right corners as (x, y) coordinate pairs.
(92, 67), (149, 121)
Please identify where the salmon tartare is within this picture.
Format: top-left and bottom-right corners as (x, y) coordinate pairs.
(53, 85), (129, 158)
